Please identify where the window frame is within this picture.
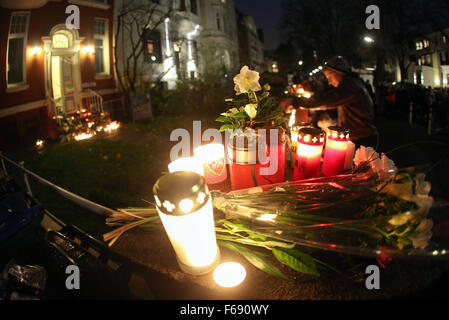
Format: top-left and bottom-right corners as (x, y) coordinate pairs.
(6, 11), (30, 89)
(180, 0), (186, 11)
(216, 13), (221, 31)
(143, 29), (162, 64)
(191, 0), (198, 15)
(93, 18), (110, 77)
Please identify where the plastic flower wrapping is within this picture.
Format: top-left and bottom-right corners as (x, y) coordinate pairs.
(210, 146), (445, 258)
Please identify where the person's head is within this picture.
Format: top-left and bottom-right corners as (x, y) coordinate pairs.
(323, 56), (351, 87)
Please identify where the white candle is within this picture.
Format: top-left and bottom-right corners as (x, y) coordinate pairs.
(168, 157), (204, 176)
(154, 172), (220, 275)
(158, 198), (219, 271)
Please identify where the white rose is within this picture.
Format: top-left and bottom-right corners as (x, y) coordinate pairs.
(410, 219), (433, 249)
(416, 173), (431, 196)
(389, 211), (414, 226)
(244, 104), (258, 120)
(233, 66), (262, 95)
(354, 146), (379, 167)
(371, 153), (397, 180)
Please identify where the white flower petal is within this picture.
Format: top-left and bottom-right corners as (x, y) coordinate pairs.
(233, 65), (262, 94)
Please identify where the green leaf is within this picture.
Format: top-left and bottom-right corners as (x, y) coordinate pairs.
(216, 116), (232, 123)
(216, 234), (295, 249)
(232, 112), (249, 119)
(219, 124), (233, 132)
(272, 247), (320, 277)
(219, 220), (267, 240)
(218, 240), (291, 281)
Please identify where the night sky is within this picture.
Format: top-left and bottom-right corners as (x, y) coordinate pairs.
(234, 0), (283, 52)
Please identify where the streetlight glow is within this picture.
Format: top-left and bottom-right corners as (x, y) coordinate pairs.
(364, 36), (374, 43)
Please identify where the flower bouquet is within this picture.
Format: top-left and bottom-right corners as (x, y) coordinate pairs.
(212, 146), (437, 258)
(216, 66), (289, 190)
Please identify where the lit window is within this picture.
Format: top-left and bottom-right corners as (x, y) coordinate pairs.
(53, 34), (69, 48)
(94, 18), (110, 75)
(143, 29), (162, 63)
(7, 13), (30, 86)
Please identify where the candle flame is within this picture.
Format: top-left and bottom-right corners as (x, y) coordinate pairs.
(74, 132), (93, 141)
(213, 262), (246, 288)
(289, 109), (296, 128)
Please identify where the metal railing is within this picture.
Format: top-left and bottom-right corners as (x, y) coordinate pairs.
(47, 96), (58, 117)
(82, 89), (104, 114)
(0, 151), (115, 218)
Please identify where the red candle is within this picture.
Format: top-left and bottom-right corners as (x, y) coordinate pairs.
(290, 122), (313, 167)
(322, 126), (350, 176)
(293, 128), (325, 180)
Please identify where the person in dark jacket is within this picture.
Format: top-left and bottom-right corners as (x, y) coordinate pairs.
(293, 56), (379, 148)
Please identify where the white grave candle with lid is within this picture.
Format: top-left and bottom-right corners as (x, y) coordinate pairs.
(153, 172), (220, 275)
(168, 156), (204, 176)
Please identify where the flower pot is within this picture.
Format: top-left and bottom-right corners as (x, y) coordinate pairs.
(227, 128), (286, 190)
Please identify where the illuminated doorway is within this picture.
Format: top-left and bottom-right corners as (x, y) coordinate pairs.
(42, 25), (83, 115)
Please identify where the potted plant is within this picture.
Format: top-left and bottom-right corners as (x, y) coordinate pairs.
(216, 66), (288, 190)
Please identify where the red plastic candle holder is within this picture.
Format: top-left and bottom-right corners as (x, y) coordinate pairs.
(293, 128), (325, 180)
(228, 130), (286, 190)
(322, 126), (350, 176)
(290, 122), (313, 167)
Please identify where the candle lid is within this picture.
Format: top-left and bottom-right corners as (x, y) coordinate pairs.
(291, 122), (313, 133)
(153, 172), (210, 216)
(298, 128), (325, 145)
(327, 126), (350, 140)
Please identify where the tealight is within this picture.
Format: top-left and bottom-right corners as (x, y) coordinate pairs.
(213, 262), (246, 288)
(168, 157), (205, 176)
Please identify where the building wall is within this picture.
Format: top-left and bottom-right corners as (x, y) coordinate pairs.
(236, 12), (264, 72)
(0, 0), (116, 150)
(114, 0), (239, 90)
(114, 0), (204, 89)
(199, 0), (239, 74)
